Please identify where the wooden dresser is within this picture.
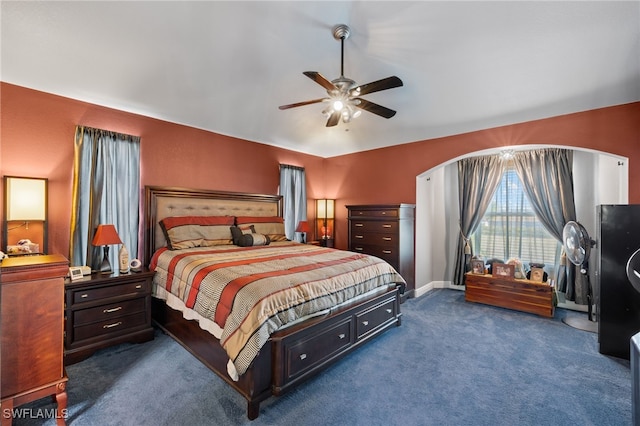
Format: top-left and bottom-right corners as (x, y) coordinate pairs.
(64, 269), (155, 365)
(347, 204), (415, 300)
(465, 273), (556, 318)
(1, 254), (69, 426)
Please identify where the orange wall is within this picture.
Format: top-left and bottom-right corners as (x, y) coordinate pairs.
(0, 83), (324, 257)
(2, 82), (638, 257)
(326, 102), (640, 249)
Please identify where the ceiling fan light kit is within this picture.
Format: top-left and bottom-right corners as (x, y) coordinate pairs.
(279, 24), (403, 127)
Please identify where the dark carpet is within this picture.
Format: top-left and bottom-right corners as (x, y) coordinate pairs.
(16, 289), (631, 425)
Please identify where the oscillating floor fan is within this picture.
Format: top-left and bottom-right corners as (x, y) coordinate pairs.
(562, 220), (598, 332)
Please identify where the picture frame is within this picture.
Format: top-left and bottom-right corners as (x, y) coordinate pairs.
(470, 260), (485, 274)
(492, 262), (515, 279)
(529, 266), (545, 282)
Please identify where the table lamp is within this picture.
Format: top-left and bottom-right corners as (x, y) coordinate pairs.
(92, 224), (122, 273)
(296, 221), (310, 244)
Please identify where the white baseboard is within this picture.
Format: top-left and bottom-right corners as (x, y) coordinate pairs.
(414, 281), (464, 298)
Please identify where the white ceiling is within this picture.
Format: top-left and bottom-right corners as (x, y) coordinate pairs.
(2, 1), (639, 158)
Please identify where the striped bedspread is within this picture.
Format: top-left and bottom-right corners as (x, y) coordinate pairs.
(150, 241), (405, 377)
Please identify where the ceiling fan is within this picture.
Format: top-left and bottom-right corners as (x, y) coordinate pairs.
(279, 24), (403, 127)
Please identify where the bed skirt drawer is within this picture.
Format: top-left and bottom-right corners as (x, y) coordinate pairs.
(283, 319), (352, 381)
(271, 288), (402, 395)
(355, 297), (398, 340)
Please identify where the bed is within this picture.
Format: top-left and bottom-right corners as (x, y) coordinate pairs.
(144, 186), (404, 420)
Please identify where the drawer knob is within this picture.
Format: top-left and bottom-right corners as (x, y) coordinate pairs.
(382, 237), (392, 241)
(355, 235), (364, 239)
(355, 223), (364, 227)
(103, 321), (122, 329)
(299, 353), (307, 360)
(386, 309), (393, 314)
(80, 294), (89, 298)
(381, 212), (387, 215)
(338, 333), (346, 339)
(382, 250), (392, 254)
(135, 284), (142, 289)
(355, 247), (363, 251)
(362, 320), (369, 326)
(103, 306), (123, 314)
(382, 224), (392, 228)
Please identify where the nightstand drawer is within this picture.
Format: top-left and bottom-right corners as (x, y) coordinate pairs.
(71, 280), (148, 304)
(73, 311), (147, 342)
(73, 297), (146, 326)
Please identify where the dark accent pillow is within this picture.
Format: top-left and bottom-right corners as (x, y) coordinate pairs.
(230, 225), (255, 245)
(237, 233), (271, 247)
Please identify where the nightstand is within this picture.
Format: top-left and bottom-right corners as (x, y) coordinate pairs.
(64, 269), (155, 365)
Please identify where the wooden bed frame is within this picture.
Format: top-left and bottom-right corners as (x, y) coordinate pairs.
(144, 186), (402, 420)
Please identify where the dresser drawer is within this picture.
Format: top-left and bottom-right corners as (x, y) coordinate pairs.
(73, 297), (147, 326)
(284, 319), (352, 380)
(71, 280), (148, 305)
(355, 297), (398, 340)
(349, 209), (399, 218)
(350, 231), (397, 247)
(350, 221), (398, 234)
(350, 244), (399, 266)
(73, 311), (147, 342)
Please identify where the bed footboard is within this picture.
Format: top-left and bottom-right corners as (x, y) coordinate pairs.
(152, 286), (401, 420)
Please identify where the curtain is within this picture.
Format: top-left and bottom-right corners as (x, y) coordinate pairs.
(512, 148), (586, 303)
(279, 164), (307, 241)
(70, 126), (141, 270)
(454, 155), (506, 285)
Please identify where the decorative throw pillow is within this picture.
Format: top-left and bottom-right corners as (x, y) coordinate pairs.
(237, 233), (271, 247)
(235, 216), (288, 242)
(160, 216), (234, 250)
(230, 225), (255, 245)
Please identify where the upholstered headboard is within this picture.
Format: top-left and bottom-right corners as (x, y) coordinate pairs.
(144, 186), (283, 265)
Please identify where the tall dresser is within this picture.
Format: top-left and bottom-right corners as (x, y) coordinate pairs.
(347, 204), (415, 300)
(1, 254), (69, 426)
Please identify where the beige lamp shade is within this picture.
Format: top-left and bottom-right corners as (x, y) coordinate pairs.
(316, 199), (335, 219)
(6, 177), (47, 221)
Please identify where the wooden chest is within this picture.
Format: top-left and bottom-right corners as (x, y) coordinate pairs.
(465, 273), (555, 318)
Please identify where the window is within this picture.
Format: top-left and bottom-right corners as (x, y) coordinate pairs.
(70, 126), (141, 270)
(471, 166), (561, 275)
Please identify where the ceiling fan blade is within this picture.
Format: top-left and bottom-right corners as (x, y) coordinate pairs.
(326, 111), (341, 127)
(351, 76), (403, 96)
(303, 71), (338, 92)
(353, 98), (397, 119)
(278, 98), (326, 110)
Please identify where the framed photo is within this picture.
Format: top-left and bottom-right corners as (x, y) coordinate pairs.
(492, 262), (515, 279)
(529, 267), (545, 282)
(470, 260), (485, 274)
